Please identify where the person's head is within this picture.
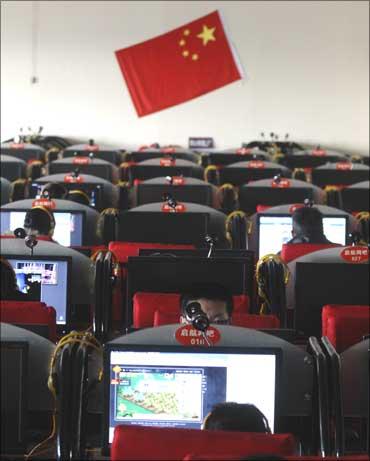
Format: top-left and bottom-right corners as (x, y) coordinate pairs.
(24, 206), (55, 237)
(41, 182), (68, 199)
(180, 283), (233, 325)
(65, 189), (91, 206)
(291, 206), (325, 241)
(203, 402), (271, 433)
(0, 257), (18, 298)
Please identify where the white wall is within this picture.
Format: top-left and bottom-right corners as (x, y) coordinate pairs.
(1, 1), (369, 154)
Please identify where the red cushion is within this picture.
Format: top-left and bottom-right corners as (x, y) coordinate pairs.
(109, 241), (195, 263)
(133, 292), (250, 329)
(0, 301), (57, 342)
(111, 425), (296, 461)
(281, 243), (341, 263)
(322, 304), (370, 353)
(154, 311), (280, 329)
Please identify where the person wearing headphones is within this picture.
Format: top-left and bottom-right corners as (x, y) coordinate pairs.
(180, 283), (233, 325)
(0, 257), (31, 301)
(65, 189), (91, 206)
(286, 206), (334, 245)
(23, 206), (56, 242)
(40, 182), (68, 199)
(203, 402), (271, 433)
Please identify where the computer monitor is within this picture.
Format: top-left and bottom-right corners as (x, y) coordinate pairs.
(0, 210), (84, 247)
(257, 214), (347, 257)
(3, 256), (71, 326)
(1, 340), (28, 454)
(103, 345), (280, 450)
(118, 211), (209, 247)
(29, 182), (103, 209)
(294, 261), (369, 337)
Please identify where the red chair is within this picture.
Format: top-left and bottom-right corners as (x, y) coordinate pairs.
(109, 241), (196, 264)
(111, 425), (296, 461)
(322, 304), (370, 353)
(281, 243), (341, 263)
(0, 300), (57, 342)
(133, 292), (250, 329)
(154, 309), (280, 329)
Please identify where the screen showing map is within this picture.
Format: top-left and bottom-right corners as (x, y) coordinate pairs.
(107, 349), (277, 443)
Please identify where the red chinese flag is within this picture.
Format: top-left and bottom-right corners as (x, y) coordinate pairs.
(115, 10), (242, 117)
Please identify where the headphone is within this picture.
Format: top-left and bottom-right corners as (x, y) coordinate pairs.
(24, 206), (56, 236)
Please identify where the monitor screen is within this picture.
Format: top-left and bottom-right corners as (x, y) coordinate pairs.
(29, 182), (103, 209)
(0, 210), (84, 246)
(258, 215), (347, 257)
(104, 346), (279, 446)
(5, 257), (70, 325)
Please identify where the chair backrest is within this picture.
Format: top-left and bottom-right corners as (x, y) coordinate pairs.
(133, 292), (250, 329)
(109, 241), (195, 263)
(154, 310), (280, 329)
(0, 301), (57, 342)
(281, 243), (341, 263)
(111, 425), (296, 461)
(322, 305), (370, 353)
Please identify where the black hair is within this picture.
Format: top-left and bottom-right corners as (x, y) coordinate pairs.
(66, 189), (90, 206)
(291, 206), (325, 240)
(180, 283), (233, 317)
(0, 257), (18, 298)
(24, 207), (55, 236)
(41, 182), (68, 199)
(203, 402), (271, 433)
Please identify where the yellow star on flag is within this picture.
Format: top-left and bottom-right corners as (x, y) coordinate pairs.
(197, 25), (216, 46)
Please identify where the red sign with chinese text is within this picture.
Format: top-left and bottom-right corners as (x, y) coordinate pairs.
(64, 174), (84, 183)
(73, 157), (90, 165)
(271, 179), (291, 188)
(161, 147), (176, 154)
(84, 144), (99, 151)
(175, 324), (221, 346)
(161, 203), (186, 213)
(340, 246), (369, 263)
(311, 149), (327, 156)
(160, 157), (176, 167)
(171, 176), (185, 185)
(32, 198), (56, 209)
(247, 160), (265, 169)
(236, 147), (252, 155)
(336, 162), (353, 171)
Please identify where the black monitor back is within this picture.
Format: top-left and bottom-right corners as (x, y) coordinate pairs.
(130, 164), (203, 181)
(117, 211), (209, 247)
(126, 256), (253, 327)
(342, 185), (370, 212)
(48, 161), (116, 183)
(136, 183), (213, 207)
(311, 166), (369, 187)
(0, 155), (26, 182)
(239, 185), (319, 214)
(1, 341), (28, 454)
(294, 262), (369, 337)
(220, 166), (290, 186)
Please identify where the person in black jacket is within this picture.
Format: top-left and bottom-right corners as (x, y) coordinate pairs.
(286, 206), (333, 245)
(0, 257), (31, 301)
(203, 402), (271, 433)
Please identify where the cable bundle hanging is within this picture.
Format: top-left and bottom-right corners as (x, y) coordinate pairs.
(255, 254), (290, 326)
